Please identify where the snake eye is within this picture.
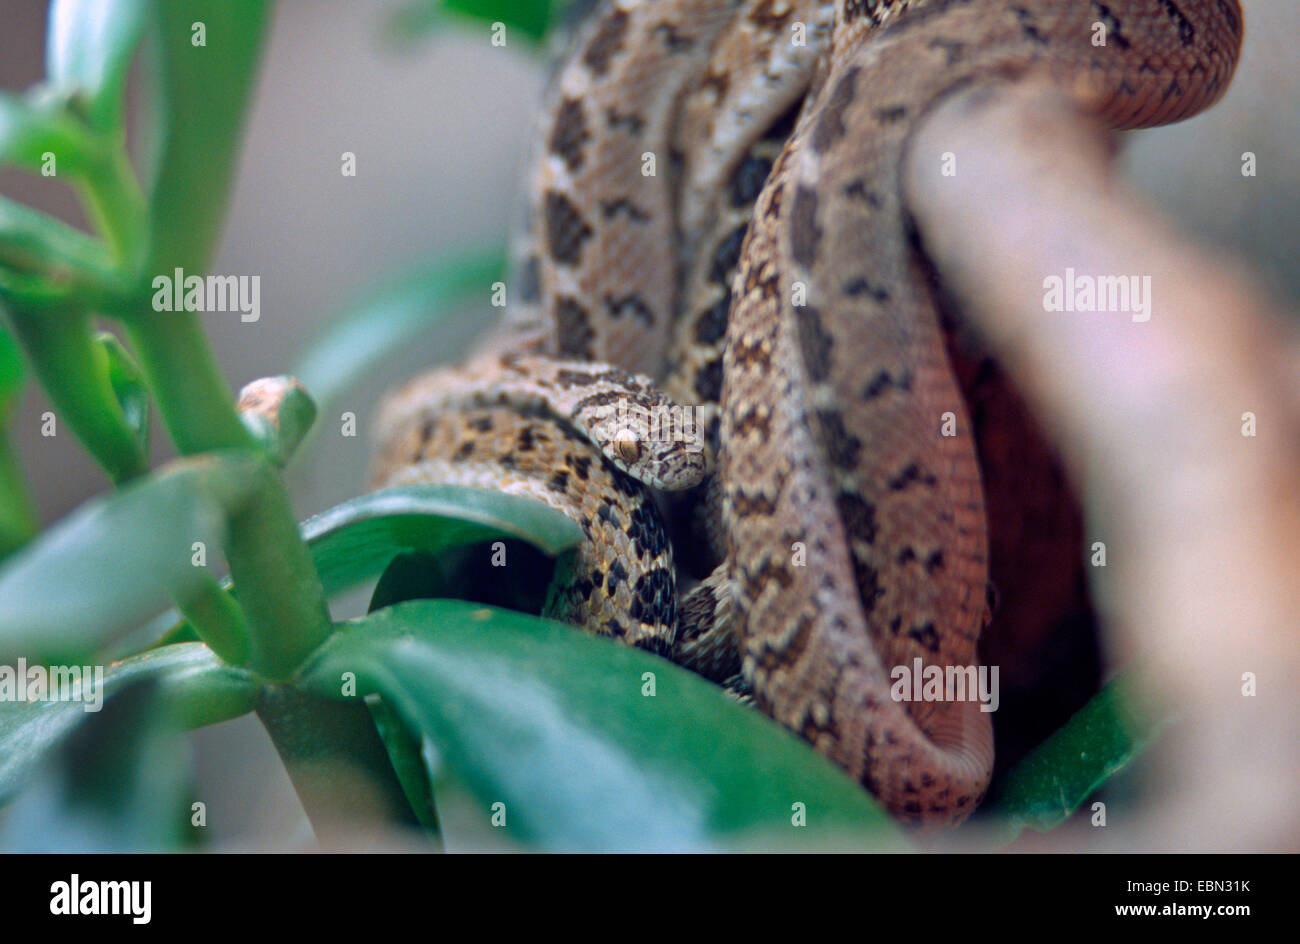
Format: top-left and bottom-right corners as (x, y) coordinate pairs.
(613, 428), (642, 466)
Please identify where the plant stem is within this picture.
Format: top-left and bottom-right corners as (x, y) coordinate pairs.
(78, 147), (147, 267)
(256, 684), (425, 848)
(5, 305), (148, 483)
(121, 311), (253, 454)
(222, 457), (331, 679)
(120, 310), (330, 676)
(0, 429), (39, 558)
(173, 571), (249, 667)
(110, 1), (333, 678)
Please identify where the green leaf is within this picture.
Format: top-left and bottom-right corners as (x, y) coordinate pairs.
(297, 599), (904, 851)
(0, 642), (258, 811)
(0, 324), (23, 415)
(0, 675), (192, 851)
(151, 483), (583, 649)
(46, 0), (149, 133)
(986, 669), (1170, 840)
(0, 452), (262, 662)
(303, 484), (583, 597)
(292, 247), (505, 415)
(366, 693), (441, 836)
(95, 330), (150, 454)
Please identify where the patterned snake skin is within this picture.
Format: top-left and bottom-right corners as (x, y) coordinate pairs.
(371, 0), (1243, 825)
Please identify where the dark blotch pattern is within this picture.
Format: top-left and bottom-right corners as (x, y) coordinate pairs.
(629, 567), (675, 626)
(842, 0), (898, 26)
(654, 21), (694, 52)
(627, 500), (669, 559)
(925, 550), (945, 574)
(851, 555), (884, 618)
(609, 466), (642, 499)
(605, 106), (646, 136)
(861, 368), (912, 399)
(908, 621), (941, 653)
(844, 276), (891, 302)
(710, 224), (749, 284)
(1012, 5), (1049, 45)
(517, 255), (540, 303)
(795, 306), (834, 383)
(816, 410), (863, 469)
(927, 36), (966, 65)
(555, 296), (595, 358)
(694, 357), (722, 402)
(604, 293), (656, 325)
(548, 97), (589, 172)
(694, 295), (729, 344)
(605, 559), (629, 592)
(600, 198), (651, 222)
(1164, 0), (1190, 44)
(732, 406), (771, 439)
(731, 488), (778, 517)
(748, 0), (794, 31)
(835, 491), (878, 545)
(812, 67), (859, 154)
(732, 153), (774, 207)
(789, 185), (822, 268)
(888, 462), (939, 490)
(582, 9), (630, 76)
(843, 178), (883, 208)
(545, 192), (593, 266)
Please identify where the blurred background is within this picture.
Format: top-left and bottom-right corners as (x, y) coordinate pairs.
(1, 0), (1295, 847)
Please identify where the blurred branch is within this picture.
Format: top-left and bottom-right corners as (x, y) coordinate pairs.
(905, 79), (1300, 851)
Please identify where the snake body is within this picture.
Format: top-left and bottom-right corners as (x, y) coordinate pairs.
(371, 0), (1243, 825)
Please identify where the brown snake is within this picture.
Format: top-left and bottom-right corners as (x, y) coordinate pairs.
(371, 0), (1244, 826)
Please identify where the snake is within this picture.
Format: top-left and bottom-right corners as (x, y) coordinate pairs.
(369, 0), (1243, 825)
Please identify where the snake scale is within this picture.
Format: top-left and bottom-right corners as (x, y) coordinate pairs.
(371, 0), (1243, 825)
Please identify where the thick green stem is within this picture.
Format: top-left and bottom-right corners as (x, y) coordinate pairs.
(108, 1), (331, 677)
(174, 571), (249, 666)
(256, 684), (424, 847)
(223, 459), (331, 679)
(5, 305), (148, 482)
(0, 429), (39, 558)
(121, 311), (253, 454)
(120, 312), (329, 676)
(78, 147), (147, 267)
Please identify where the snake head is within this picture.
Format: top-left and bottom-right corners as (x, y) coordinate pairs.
(587, 394), (711, 491)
